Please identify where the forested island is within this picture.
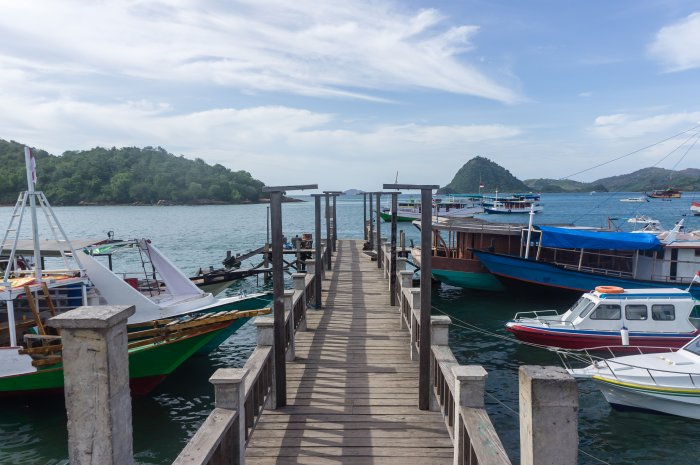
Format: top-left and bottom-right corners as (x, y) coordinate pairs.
(0, 139), (265, 205)
(440, 156), (700, 193)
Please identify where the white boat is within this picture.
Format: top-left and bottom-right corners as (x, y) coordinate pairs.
(565, 335), (700, 419)
(380, 195), (483, 222)
(77, 239), (271, 325)
(627, 216), (663, 233)
(691, 202), (700, 216)
(506, 287), (700, 349)
(620, 197), (649, 203)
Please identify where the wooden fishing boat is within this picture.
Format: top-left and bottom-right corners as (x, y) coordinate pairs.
(647, 188), (681, 199)
(0, 307), (270, 397)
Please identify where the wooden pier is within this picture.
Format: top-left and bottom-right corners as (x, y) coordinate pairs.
(245, 240), (453, 464)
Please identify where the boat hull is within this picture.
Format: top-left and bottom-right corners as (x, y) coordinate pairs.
(594, 377), (700, 419)
(506, 324), (697, 349)
(432, 269), (504, 291)
(379, 211), (415, 222)
(473, 250), (700, 298)
(0, 325), (228, 397)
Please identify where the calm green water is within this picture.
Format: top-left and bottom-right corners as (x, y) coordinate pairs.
(1, 193), (699, 464)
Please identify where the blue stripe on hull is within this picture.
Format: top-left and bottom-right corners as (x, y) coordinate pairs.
(474, 250), (700, 298)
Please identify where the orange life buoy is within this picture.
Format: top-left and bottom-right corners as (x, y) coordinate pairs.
(595, 285), (624, 294)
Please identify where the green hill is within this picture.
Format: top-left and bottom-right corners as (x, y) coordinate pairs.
(439, 156), (530, 194)
(523, 178), (608, 193)
(525, 168), (700, 192)
(0, 139), (265, 205)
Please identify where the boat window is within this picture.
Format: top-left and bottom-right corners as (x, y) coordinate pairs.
(567, 297), (595, 319)
(590, 304), (621, 320)
(689, 305), (700, 330)
(695, 249), (700, 257)
(625, 304), (647, 320)
(684, 337), (700, 356)
(577, 301), (597, 319)
(651, 304), (675, 321)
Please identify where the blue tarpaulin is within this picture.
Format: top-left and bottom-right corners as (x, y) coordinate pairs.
(537, 226), (661, 250)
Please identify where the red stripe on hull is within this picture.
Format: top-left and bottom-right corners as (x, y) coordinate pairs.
(506, 326), (694, 350)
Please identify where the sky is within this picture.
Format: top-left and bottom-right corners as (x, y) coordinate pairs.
(1, 0), (700, 192)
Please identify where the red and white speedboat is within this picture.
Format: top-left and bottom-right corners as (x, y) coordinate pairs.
(506, 286), (700, 349)
(691, 201), (700, 216)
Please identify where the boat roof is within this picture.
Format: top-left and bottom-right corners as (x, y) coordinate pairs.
(591, 287), (692, 299)
(538, 225), (661, 250)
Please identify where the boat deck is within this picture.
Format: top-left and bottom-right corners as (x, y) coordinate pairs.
(245, 240), (453, 464)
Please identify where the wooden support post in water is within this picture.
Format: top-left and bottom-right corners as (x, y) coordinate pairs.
(325, 193), (332, 270)
(390, 192), (399, 305)
(368, 193), (374, 250)
(332, 194), (337, 252)
(384, 183), (439, 411)
(312, 194), (322, 308)
(363, 192), (368, 241)
(49, 305), (136, 465)
(262, 184), (317, 409)
(519, 366), (579, 465)
(375, 192), (381, 268)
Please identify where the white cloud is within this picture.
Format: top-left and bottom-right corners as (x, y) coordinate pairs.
(649, 12), (700, 72)
(0, 0), (519, 103)
(590, 111), (700, 139)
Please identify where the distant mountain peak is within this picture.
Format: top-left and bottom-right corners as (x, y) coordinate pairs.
(439, 157), (530, 194)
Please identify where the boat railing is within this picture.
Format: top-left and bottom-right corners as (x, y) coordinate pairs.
(513, 309), (560, 320)
(555, 345), (678, 371)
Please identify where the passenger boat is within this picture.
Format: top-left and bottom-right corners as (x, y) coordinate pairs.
(411, 218), (523, 291)
(482, 192), (543, 214)
(564, 336), (700, 419)
(379, 195), (483, 222)
(647, 188), (681, 199)
(627, 216), (663, 232)
(691, 201), (700, 216)
(507, 287), (700, 349)
(474, 220), (700, 298)
(620, 197), (649, 203)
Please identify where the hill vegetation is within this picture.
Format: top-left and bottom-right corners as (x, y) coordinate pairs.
(439, 157), (530, 194)
(0, 139), (265, 205)
(440, 156), (700, 194)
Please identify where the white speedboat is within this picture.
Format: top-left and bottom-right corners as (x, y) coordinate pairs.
(507, 287), (700, 349)
(620, 197), (649, 203)
(566, 336), (700, 419)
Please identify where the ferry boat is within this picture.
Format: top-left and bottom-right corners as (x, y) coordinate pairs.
(482, 192), (543, 214)
(474, 220), (700, 298)
(507, 287), (700, 349)
(620, 197), (649, 203)
(379, 195), (483, 222)
(647, 187), (681, 199)
(564, 335), (700, 419)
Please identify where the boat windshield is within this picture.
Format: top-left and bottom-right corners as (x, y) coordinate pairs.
(565, 296), (596, 321)
(683, 337), (700, 357)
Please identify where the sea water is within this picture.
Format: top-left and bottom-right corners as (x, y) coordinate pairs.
(1, 192), (699, 464)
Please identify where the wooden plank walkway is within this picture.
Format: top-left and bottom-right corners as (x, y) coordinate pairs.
(246, 240), (453, 464)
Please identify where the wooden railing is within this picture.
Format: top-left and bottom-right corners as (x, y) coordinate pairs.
(173, 249), (325, 465)
(384, 242), (578, 465)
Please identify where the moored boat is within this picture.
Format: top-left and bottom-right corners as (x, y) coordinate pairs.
(564, 335), (700, 419)
(474, 220), (700, 298)
(620, 197), (649, 203)
(380, 195), (483, 222)
(507, 287), (700, 349)
(647, 187), (681, 199)
(691, 201), (700, 216)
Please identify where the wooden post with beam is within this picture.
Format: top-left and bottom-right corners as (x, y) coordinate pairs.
(262, 183), (318, 409)
(310, 194), (324, 309)
(384, 183), (439, 411)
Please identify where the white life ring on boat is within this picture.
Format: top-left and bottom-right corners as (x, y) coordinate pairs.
(595, 285), (624, 294)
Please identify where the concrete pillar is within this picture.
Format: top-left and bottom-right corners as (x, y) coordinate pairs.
(430, 315), (451, 346)
(452, 366), (488, 465)
(396, 257), (407, 272)
(255, 316), (275, 408)
(292, 274), (307, 331)
(284, 290), (295, 361)
(409, 288), (421, 361)
(400, 270), (414, 291)
(49, 305), (135, 465)
(519, 366), (579, 465)
(210, 368), (247, 465)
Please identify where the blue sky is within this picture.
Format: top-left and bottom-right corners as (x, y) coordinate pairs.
(1, 0), (699, 191)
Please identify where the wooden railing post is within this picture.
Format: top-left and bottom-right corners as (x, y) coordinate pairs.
(452, 366), (487, 465)
(49, 305), (135, 465)
(409, 288), (421, 360)
(400, 270), (413, 289)
(519, 366), (579, 465)
(430, 315), (451, 411)
(255, 316), (276, 408)
(210, 368), (247, 465)
(396, 257), (407, 272)
(284, 290), (295, 361)
(292, 273), (307, 331)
